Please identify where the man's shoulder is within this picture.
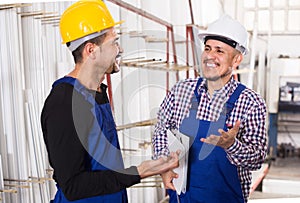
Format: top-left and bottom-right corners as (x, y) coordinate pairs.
(43, 82), (74, 108)
(238, 84), (266, 107)
(172, 77), (199, 90)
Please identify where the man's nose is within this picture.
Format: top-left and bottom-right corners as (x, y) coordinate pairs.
(205, 50), (217, 59)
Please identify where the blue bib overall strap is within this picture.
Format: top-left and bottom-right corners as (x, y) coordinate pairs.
(51, 77), (127, 203)
(168, 78), (246, 203)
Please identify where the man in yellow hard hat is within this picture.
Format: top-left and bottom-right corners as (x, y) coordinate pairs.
(41, 1), (179, 202)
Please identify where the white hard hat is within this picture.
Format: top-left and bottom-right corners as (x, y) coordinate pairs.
(198, 14), (249, 55)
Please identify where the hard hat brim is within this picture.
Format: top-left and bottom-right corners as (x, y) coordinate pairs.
(61, 20), (125, 44)
(115, 20), (125, 26)
(198, 30), (232, 42)
(198, 30), (249, 55)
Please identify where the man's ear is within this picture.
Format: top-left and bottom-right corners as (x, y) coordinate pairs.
(233, 53), (243, 67)
(84, 42), (97, 59)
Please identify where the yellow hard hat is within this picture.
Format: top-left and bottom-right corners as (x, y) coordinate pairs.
(59, 0), (124, 44)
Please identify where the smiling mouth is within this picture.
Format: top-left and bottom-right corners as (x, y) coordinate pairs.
(206, 63), (216, 68)
(111, 55), (121, 74)
(203, 59), (219, 68)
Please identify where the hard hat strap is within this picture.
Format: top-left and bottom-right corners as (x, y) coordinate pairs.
(68, 29), (109, 52)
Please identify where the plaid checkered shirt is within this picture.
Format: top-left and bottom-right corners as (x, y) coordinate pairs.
(152, 77), (267, 201)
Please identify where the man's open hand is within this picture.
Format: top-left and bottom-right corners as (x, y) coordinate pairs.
(200, 120), (240, 149)
(137, 150), (180, 179)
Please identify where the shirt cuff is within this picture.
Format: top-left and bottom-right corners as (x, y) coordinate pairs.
(152, 149), (170, 160)
(226, 138), (242, 154)
(121, 166), (141, 184)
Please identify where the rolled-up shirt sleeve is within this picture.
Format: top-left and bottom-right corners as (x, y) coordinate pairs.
(226, 101), (267, 170)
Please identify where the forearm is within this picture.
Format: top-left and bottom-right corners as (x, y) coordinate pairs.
(226, 119), (267, 170)
(152, 92), (177, 159)
(44, 102), (141, 200)
(62, 166), (141, 201)
(152, 123), (170, 159)
(137, 152), (179, 179)
(226, 138), (267, 170)
(226, 103), (267, 170)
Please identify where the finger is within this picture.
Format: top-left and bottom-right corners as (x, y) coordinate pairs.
(200, 135), (219, 145)
(218, 129), (231, 139)
(162, 171), (177, 190)
(218, 128), (226, 134)
(208, 134), (219, 141)
(169, 150), (181, 159)
(171, 172), (179, 179)
(163, 153), (180, 169)
(159, 156), (168, 162)
(168, 172), (178, 190)
(201, 136), (213, 143)
(165, 182), (176, 190)
(231, 120), (241, 134)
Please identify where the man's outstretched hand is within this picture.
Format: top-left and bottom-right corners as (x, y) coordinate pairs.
(200, 120), (241, 149)
(137, 150), (180, 179)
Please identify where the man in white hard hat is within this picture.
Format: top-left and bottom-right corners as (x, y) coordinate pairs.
(41, 1), (179, 202)
(152, 14), (267, 203)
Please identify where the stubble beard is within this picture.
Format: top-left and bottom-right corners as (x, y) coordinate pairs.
(205, 70), (232, 81)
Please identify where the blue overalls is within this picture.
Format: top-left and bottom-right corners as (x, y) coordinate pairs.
(51, 77), (127, 203)
(168, 78), (246, 203)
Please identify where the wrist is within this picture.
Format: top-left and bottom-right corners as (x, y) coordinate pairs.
(137, 163), (146, 178)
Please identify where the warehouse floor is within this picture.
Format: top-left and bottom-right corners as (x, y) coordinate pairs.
(249, 156), (300, 202)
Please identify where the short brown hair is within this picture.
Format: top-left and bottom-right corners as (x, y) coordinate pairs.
(68, 32), (107, 64)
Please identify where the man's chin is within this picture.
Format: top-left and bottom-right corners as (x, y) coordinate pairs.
(105, 62), (120, 74)
(112, 62), (120, 74)
(205, 76), (221, 81)
(204, 71), (232, 82)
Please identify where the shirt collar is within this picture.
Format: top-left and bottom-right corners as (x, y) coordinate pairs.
(198, 76), (238, 97)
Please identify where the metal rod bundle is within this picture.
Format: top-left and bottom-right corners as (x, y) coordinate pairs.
(0, 4), (31, 202)
(0, 2), (73, 202)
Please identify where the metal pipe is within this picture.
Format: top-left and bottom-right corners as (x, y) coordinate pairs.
(107, 0), (172, 28)
(188, 0), (194, 24)
(106, 74), (115, 113)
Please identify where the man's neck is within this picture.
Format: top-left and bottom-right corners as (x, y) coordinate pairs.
(207, 76), (231, 96)
(68, 64), (105, 91)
